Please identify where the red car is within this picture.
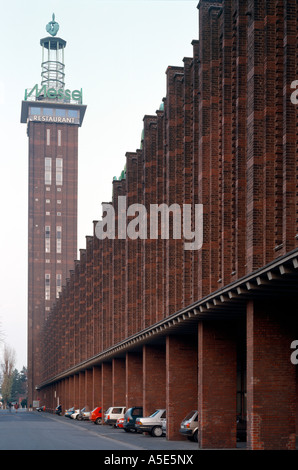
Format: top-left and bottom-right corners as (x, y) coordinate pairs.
(90, 407), (102, 425)
(116, 417), (124, 428)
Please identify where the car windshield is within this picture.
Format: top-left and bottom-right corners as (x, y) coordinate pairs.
(149, 410), (161, 417)
(183, 410), (197, 421)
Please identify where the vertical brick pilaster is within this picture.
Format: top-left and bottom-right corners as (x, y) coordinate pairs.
(126, 352), (143, 408)
(198, 320), (237, 448)
(166, 335), (198, 440)
(92, 365), (101, 409)
(112, 358), (126, 404)
(143, 344), (166, 417)
(74, 374), (79, 409)
(79, 371), (85, 409)
(246, 300), (296, 450)
(85, 369), (93, 410)
(101, 362), (112, 414)
(67, 376), (73, 410)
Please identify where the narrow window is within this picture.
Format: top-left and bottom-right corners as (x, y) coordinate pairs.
(45, 225), (50, 253)
(45, 273), (51, 300)
(56, 158), (63, 185)
(56, 226), (62, 254)
(58, 129), (62, 147)
(56, 273), (62, 298)
(46, 128), (51, 146)
(45, 158), (52, 185)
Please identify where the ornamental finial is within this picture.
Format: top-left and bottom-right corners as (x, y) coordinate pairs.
(46, 13), (59, 37)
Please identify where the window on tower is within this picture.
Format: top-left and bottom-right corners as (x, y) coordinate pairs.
(46, 128), (51, 146)
(56, 273), (62, 298)
(56, 158), (63, 185)
(45, 158), (52, 185)
(56, 226), (62, 254)
(45, 273), (51, 301)
(58, 129), (62, 147)
(56, 109), (66, 117)
(43, 108), (53, 116)
(45, 225), (51, 253)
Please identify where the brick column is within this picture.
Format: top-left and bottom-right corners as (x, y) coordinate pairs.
(112, 358), (126, 404)
(74, 374), (79, 408)
(126, 352), (143, 408)
(68, 376), (74, 410)
(79, 371), (85, 408)
(143, 344), (166, 416)
(93, 366), (101, 409)
(85, 369), (93, 410)
(198, 321), (237, 448)
(166, 335), (198, 440)
(247, 300), (296, 450)
(65, 377), (72, 411)
(56, 381), (62, 409)
(101, 362), (112, 416)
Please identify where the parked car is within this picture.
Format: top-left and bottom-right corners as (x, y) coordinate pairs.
(90, 407), (103, 425)
(104, 406), (126, 426)
(179, 410), (198, 442)
(123, 407), (143, 432)
(36, 405), (46, 412)
(135, 409), (166, 437)
(71, 408), (82, 420)
(162, 419), (166, 436)
(64, 407), (77, 418)
(116, 417), (124, 428)
(76, 407), (91, 421)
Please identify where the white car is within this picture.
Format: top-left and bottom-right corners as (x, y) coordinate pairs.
(179, 410), (198, 442)
(70, 409), (80, 419)
(79, 408), (91, 420)
(135, 409), (166, 437)
(104, 406), (126, 426)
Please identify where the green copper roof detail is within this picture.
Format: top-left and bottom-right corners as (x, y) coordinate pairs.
(46, 13), (59, 36)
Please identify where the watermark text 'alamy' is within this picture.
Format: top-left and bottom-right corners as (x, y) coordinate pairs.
(95, 197), (203, 251)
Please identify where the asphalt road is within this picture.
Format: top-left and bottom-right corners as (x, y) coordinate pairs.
(0, 408), (198, 451)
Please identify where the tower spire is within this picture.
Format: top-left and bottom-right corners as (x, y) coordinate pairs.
(41, 14), (66, 91)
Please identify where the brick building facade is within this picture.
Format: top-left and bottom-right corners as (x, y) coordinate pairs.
(36, 0), (297, 449)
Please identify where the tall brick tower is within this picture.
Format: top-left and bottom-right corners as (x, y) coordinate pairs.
(21, 14), (86, 405)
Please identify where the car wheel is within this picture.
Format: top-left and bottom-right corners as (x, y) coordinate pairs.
(193, 430), (198, 442)
(95, 417), (102, 425)
(151, 426), (163, 437)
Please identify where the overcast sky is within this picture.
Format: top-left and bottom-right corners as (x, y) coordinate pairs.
(0, 0), (199, 371)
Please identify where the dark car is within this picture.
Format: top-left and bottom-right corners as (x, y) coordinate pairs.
(64, 406), (76, 418)
(123, 407), (143, 432)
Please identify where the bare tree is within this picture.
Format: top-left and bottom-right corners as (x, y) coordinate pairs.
(1, 345), (16, 408)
